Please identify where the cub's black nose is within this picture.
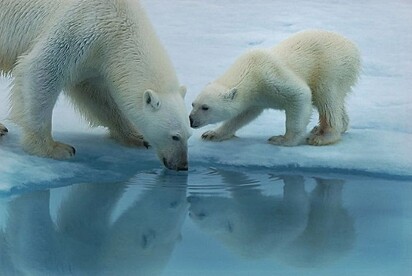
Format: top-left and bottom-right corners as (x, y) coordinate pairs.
(189, 116), (194, 127)
(189, 116), (200, 128)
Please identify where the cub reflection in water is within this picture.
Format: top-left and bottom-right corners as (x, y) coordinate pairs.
(188, 170), (355, 267)
(0, 173), (188, 275)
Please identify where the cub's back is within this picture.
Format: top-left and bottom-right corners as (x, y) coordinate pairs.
(272, 30), (361, 90)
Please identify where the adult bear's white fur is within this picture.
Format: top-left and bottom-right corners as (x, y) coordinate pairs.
(190, 30), (360, 146)
(0, 0), (191, 170)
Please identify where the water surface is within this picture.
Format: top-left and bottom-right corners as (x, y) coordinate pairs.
(1, 166), (411, 275)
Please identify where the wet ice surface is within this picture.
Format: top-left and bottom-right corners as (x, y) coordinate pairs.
(1, 166), (411, 276)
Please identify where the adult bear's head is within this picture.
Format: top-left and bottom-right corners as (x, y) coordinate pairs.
(137, 86), (191, 171)
(100, 0), (192, 170)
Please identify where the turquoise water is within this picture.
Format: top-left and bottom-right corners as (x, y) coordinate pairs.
(1, 166), (411, 275)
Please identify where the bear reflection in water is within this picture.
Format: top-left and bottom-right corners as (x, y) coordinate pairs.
(0, 173), (188, 275)
(189, 171), (355, 267)
(0, 169), (356, 273)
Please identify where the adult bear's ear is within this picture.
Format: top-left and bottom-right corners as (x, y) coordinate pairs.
(224, 88), (237, 101)
(179, 85), (187, 98)
(144, 89), (161, 110)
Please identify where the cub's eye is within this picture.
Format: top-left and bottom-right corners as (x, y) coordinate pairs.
(172, 135), (180, 141)
(201, 105), (209, 111)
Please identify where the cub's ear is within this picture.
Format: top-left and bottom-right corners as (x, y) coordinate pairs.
(224, 88), (237, 101)
(179, 85), (187, 98)
(144, 89), (161, 110)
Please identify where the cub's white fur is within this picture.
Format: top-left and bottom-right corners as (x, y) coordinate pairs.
(190, 30), (360, 146)
(0, 0), (190, 170)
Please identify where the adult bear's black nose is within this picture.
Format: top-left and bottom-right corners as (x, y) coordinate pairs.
(178, 162), (188, 171)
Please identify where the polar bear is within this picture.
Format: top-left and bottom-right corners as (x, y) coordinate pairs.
(1, 173), (188, 274)
(188, 172), (354, 266)
(0, 0), (191, 170)
(188, 171), (309, 259)
(190, 30), (361, 146)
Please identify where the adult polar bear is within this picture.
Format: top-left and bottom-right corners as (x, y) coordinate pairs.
(0, 0), (191, 170)
(190, 30), (360, 146)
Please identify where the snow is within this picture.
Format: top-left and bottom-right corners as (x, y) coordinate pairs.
(1, 0), (411, 192)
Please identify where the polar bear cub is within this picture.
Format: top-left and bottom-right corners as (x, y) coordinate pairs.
(190, 30), (361, 146)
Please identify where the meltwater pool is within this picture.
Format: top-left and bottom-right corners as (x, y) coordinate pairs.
(0, 166), (411, 276)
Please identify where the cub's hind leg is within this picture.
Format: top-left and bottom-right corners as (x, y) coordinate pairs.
(67, 79), (148, 148)
(308, 86), (347, 146)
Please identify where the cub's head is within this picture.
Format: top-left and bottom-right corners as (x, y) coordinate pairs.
(138, 86), (191, 171)
(189, 82), (238, 128)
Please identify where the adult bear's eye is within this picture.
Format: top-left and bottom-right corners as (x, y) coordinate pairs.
(201, 105), (209, 111)
(172, 135), (180, 141)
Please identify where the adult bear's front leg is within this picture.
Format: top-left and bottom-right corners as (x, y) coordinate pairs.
(21, 130), (76, 160)
(10, 42), (77, 159)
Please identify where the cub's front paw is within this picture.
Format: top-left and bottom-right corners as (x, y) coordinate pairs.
(0, 123), (8, 137)
(268, 135), (300, 146)
(268, 135), (287, 145)
(201, 130), (234, 142)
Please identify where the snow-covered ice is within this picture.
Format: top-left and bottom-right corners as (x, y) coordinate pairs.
(1, 0), (411, 192)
